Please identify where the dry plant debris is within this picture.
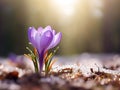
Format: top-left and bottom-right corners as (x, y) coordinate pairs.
(0, 54), (120, 90)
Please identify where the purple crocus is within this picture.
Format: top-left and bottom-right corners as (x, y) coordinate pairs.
(28, 25), (62, 72)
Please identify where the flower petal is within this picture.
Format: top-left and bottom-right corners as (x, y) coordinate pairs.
(47, 32), (62, 49)
(52, 30), (56, 35)
(37, 27), (43, 33)
(41, 25), (52, 35)
(28, 27), (37, 47)
(44, 25), (52, 30)
(34, 32), (41, 50)
(38, 30), (53, 53)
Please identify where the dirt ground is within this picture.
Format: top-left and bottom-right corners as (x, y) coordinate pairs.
(0, 54), (120, 90)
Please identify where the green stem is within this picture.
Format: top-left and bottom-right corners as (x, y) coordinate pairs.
(32, 57), (39, 73)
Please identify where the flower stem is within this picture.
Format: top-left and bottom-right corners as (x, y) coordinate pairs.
(33, 58), (39, 73)
(39, 51), (44, 73)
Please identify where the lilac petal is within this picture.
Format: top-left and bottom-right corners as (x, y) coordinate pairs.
(52, 30), (56, 35)
(47, 32), (62, 50)
(28, 27), (37, 47)
(37, 27), (43, 33)
(41, 26), (52, 35)
(44, 25), (52, 30)
(38, 30), (53, 53)
(34, 32), (41, 50)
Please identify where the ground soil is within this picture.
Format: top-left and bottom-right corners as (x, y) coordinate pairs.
(0, 54), (120, 90)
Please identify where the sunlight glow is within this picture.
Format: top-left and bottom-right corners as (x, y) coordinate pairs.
(52, 0), (78, 16)
(90, 0), (103, 18)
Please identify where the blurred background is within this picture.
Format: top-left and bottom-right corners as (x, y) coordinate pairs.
(0, 0), (120, 56)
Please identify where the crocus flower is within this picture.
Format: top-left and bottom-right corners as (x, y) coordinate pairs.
(28, 26), (62, 72)
(8, 53), (24, 67)
(8, 53), (17, 62)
